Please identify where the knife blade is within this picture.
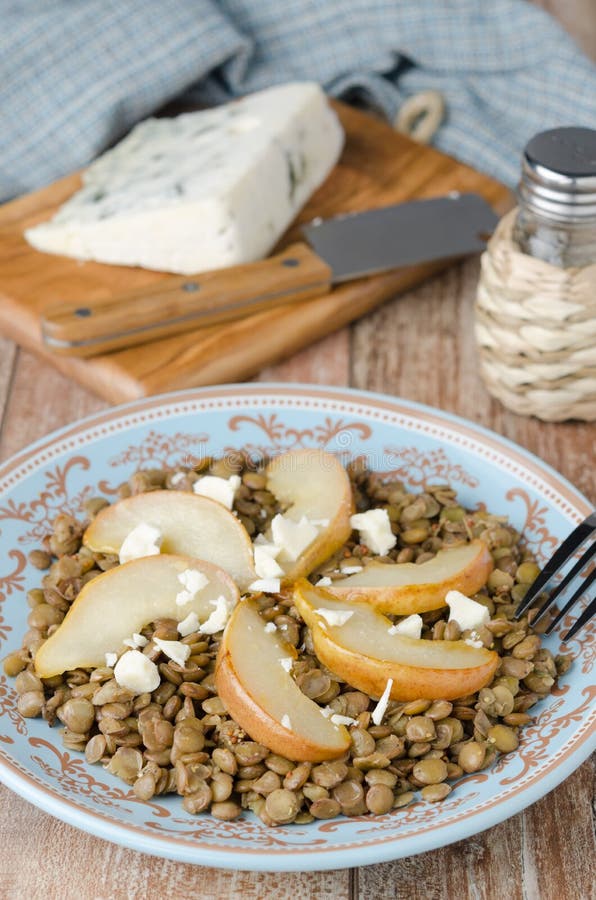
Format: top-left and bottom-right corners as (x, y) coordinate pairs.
(41, 193), (497, 357)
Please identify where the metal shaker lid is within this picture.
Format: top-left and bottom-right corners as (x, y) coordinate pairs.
(519, 127), (596, 221)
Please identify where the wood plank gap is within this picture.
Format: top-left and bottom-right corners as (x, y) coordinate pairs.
(520, 809), (530, 900)
(349, 864), (359, 900)
(347, 320), (357, 390)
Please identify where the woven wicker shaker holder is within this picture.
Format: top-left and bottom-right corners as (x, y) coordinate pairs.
(474, 209), (596, 422)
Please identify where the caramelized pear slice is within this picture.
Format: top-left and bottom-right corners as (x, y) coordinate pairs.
(326, 540), (493, 614)
(293, 580), (498, 702)
(35, 555), (238, 678)
(265, 449), (354, 582)
(84, 490), (257, 590)
(215, 598), (350, 761)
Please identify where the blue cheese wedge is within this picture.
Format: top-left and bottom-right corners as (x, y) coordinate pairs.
(25, 83), (344, 274)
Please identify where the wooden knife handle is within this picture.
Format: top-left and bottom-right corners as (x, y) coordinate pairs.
(40, 242), (332, 357)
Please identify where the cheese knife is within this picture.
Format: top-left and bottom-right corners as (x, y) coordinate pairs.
(41, 192), (498, 357)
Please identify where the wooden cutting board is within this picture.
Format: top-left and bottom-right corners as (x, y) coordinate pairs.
(0, 103), (511, 403)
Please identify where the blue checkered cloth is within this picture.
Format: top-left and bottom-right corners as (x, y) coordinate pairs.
(2, 0), (596, 201)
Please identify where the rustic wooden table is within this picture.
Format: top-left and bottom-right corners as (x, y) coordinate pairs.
(2, 0), (596, 891)
(0, 255), (594, 898)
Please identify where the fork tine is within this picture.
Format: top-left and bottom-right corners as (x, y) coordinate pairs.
(531, 542), (596, 627)
(545, 556), (596, 634)
(562, 592), (596, 641)
(514, 512), (596, 619)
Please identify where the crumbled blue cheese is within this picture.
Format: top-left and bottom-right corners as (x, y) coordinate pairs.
(371, 678), (394, 725)
(177, 611), (201, 637)
(350, 509), (396, 556)
(319, 706), (357, 726)
(123, 632), (149, 649)
(153, 637), (191, 668)
(340, 564), (363, 575)
(464, 630), (485, 648)
(25, 83), (344, 274)
(253, 544), (285, 579)
(316, 576), (332, 587)
(317, 608), (354, 627)
(199, 595), (233, 635)
(270, 513), (318, 562)
(330, 713), (357, 727)
(281, 714), (292, 730)
(248, 577), (281, 594)
(176, 567), (210, 607)
(321, 706), (358, 725)
(387, 614), (423, 639)
(279, 657), (294, 673)
(170, 471), (187, 487)
(446, 590), (490, 631)
(114, 650), (160, 694)
(264, 622), (277, 633)
(119, 523), (162, 564)
(193, 475), (241, 510)
(105, 652), (118, 668)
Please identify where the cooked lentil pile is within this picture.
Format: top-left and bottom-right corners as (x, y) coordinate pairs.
(3, 455), (571, 826)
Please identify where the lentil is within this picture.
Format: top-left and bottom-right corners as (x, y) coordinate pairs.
(421, 783), (451, 802)
(17, 691), (44, 717)
(412, 759), (448, 785)
(28, 549), (51, 570)
(458, 741), (486, 773)
(365, 783), (394, 814)
(332, 780), (366, 816)
(265, 789), (300, 824)
(406, 716), (436, 742)
(487, 724), (519, 753)
(57, 698), (95, 733)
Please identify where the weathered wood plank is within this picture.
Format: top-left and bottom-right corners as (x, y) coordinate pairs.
(354, 814), (523, 900)
(258, 329), (350, 386)
(0, 348), (105, 461)
(0, 785), (350, 900)
(520, 759), (596, 900)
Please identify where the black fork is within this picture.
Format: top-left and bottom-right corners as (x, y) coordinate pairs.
(514, 511), (596, 641)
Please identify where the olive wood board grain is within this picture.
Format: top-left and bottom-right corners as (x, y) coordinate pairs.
(0, 102), (511, 404)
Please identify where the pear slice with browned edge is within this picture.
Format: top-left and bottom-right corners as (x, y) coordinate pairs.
(84, 491), (257, 590)
(265, 449), (354, 582)
(215, 598), (350, 761)
(293, 579), (498, 702)
(35, 555), (238, 678)
(325, 540), (493, 615)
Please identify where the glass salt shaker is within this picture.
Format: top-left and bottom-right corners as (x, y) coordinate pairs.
(474, 127), (596, 422)
(512, 127), (596, 267)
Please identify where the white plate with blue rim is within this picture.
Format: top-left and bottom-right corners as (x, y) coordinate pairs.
(0, 384), (593, 871)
